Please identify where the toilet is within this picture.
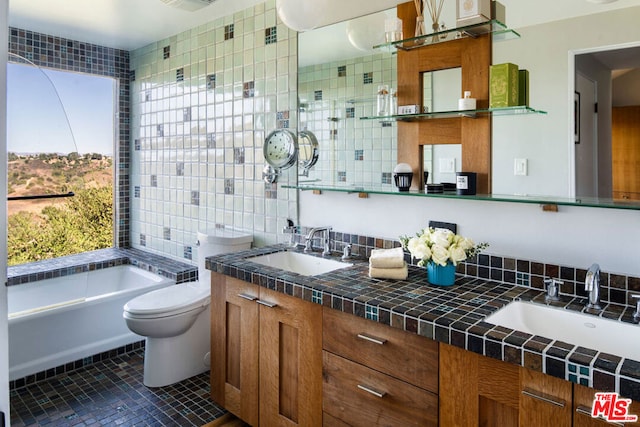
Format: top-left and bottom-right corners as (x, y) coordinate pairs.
(123, 229), (252, 387)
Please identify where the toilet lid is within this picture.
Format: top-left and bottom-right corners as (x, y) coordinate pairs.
(124, 283), (210, 317)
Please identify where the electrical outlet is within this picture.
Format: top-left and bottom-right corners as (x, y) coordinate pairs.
(514, 158), (528, 176)
(429, 221), (457, 234)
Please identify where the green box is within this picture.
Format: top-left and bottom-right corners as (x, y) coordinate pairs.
(490, 63), (519, 108)
(518, 69), (529, 107)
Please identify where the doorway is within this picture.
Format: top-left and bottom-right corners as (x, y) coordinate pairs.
(575, 73), (598, 198)
(575, 44), (640, 199)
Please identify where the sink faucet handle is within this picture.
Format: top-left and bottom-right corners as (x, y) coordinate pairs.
(321, 228), (332, 256)
(544, 278), (563, 302)
(632, 295), (640, 322)
(342, 244), (352, 261)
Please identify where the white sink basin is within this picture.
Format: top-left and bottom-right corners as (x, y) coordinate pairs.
(247, 251), (353, 277)
(485, 301), (640, 361)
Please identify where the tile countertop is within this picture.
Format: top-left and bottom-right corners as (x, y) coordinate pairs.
(206, 244), (640, 401)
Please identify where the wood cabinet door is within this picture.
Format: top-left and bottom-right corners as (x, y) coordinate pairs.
(259, 287), (323, 427)
(439, 343), (482, 427)
(442, 343), (573, 427)
(519, 368), (571, 427)
(210, 274), (259, 426)
(441, 343), (520, 426)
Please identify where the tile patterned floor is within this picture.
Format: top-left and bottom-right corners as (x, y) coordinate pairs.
(10, 349), (226, 426)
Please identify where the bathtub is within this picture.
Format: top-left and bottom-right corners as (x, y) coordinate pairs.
(8, 265), (175, 380)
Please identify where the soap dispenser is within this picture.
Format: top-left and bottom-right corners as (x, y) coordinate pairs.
(458, 91), (476, 111)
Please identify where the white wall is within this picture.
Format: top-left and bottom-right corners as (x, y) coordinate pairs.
(1, 0), (10, 423)
(300, 190), (640, 277)
(492, 7), (640, 197)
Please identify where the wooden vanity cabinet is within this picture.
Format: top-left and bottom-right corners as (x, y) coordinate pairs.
(210, 274), (322, 426)
(322, 309), (439, 426)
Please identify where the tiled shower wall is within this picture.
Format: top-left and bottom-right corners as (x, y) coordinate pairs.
(129, 1), (298, 261)
(298, 52), (397, 187)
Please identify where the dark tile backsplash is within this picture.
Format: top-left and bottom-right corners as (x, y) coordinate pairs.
(297, 226), (640, 311)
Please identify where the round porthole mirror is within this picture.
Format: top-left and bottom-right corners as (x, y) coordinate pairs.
(297, 130), (318, 177)
(263, 129), (298, 171)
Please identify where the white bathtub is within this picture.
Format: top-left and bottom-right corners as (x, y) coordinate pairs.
(8, 265), (175, 380)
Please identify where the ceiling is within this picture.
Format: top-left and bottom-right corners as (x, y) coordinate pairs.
(8, 0), (640, 52)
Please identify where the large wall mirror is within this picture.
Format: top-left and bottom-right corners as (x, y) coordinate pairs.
(298, 9), (398, 188)
(297, 2), (640, 209)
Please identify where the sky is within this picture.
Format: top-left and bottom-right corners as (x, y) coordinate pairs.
(7, 62), (115, 156)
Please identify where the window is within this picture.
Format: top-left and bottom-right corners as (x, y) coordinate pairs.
(6, 62), (116, 266)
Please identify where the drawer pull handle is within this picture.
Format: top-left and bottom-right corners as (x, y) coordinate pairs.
(522, 388), (565, 408)
(237, 293), (257, 301)
(256, 299), (278, 308)
(576, 405), (624, 426)
(357, 384), (386, 398)
(356, 333), (387, 345)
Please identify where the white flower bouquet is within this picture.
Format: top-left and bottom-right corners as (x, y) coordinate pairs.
(400, 227), (488, 267)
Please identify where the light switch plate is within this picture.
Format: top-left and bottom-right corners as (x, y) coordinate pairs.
(514, 158), (528, 176)
(439, 158), (456, 174)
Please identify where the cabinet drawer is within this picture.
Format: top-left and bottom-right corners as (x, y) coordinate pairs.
(323, 351), (438, 427)
(323, 308), (438, 392)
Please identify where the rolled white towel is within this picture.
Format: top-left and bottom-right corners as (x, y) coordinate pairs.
(369, 247), (405, 269)
(369, 262), (408, 280)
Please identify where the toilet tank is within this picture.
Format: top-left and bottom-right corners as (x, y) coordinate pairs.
(197, 229), (253, 285)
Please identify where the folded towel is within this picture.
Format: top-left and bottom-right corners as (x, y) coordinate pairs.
(369, 262), (408, 280)
(369, 247), (405, 269)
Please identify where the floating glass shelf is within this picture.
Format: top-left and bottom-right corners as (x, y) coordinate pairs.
(360, 106), (547, 121)
(374, 20), (520, 51)
(283, 183), (640, 211)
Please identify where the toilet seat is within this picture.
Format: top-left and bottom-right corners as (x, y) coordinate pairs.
(124, 283), (210, 319)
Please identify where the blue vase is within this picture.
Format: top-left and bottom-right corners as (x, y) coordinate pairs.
(426, 261), (456, 286)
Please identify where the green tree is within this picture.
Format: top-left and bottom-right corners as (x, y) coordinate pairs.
(7, 186), (114, 266)
(7, 212), (45, 264)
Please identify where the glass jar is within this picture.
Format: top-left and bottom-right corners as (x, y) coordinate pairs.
(389, 88), (398, 116)
(377, 84), (389, 116)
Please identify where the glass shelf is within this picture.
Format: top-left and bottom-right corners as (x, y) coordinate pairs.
(360, 106), (547, 121)
(283, 183), (640, 211)
(375, 20), (520, 52)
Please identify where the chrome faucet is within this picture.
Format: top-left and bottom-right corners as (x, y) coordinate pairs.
(304, 226), (332, 256)
(585, 263), (601, 310)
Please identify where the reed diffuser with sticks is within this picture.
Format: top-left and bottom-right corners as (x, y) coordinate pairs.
(423, 0), (447, 42)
